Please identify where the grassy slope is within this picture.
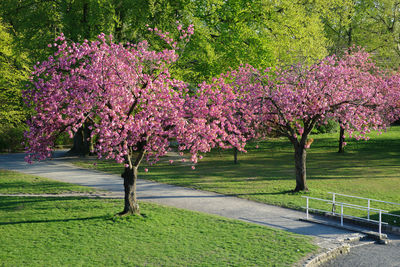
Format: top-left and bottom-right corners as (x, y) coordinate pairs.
(0, 171), (316, 266)
(73, 126), (400, 222)
(0, 169), (97, 194)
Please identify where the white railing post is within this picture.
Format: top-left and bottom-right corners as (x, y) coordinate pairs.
(341, 203), (344, 226)
(332, 193), (336, 214)
(379, 210), (382, 238)
(306, 197), (309, 219)
(367, 199), (371, 220)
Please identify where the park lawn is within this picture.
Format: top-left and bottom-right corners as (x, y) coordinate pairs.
(0, 169), (97, 194)
(0, 173), (317, 267)
(73, 126), (400, 223)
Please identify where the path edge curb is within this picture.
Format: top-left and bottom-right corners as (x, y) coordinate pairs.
(302, 242), (351, 267)
(302, 231), (369, 267)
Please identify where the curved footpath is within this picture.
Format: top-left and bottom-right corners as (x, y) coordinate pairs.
(1, 151), (399, 266)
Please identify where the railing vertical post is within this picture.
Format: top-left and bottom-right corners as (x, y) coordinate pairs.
(332, 193), (336, 214)
(379, 210), (382, 238)
(341, 203), (343, 226)
(306, 197), (309, 219)
(367, 199), (371, 220)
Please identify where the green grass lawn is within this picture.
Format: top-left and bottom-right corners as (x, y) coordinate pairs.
(0, 172), (317, 266)
(73, 126), (400, 224)
(0, 169), (97, 194)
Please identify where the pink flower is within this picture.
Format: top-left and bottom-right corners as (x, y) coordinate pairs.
(191, 166), (195, 170)
(144, 168), (148, 172)
(169, 160), (174, 164)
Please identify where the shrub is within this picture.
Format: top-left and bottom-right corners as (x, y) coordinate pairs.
(312, 120), (339, 134)
(0, 124), (26, 152)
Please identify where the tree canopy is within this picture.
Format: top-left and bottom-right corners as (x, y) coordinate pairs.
(0, 19), (29, 126)
(225, 50), (400, 191)
(23, 26), (256, 214)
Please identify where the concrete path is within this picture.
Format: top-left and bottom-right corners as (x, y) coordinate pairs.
(0, 152), (364, 251)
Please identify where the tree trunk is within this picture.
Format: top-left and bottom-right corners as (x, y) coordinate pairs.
(294, 145), (308, 192)
(82, 1), (90, 38)
(120, 166), (140, 215)
(119, 148), (146, 216)
(114, 0), (125, 42)
(233, 147), (238, 164)
(68, 124), (91, 156)
(338, 126), (345, 153)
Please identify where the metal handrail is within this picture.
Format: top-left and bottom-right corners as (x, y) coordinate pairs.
(301, 196), (388, 212)
(328, 192), (400, 206)
(303, 206), (388, 225)
(328, 192), (400, 221)
(302, 196), (387, 238)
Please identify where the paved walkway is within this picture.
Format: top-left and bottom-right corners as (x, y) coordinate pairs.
(322, 241), (400, 267)
(1, 151), (399, 266)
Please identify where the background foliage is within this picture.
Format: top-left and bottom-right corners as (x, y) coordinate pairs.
(1, 0), (400, 151)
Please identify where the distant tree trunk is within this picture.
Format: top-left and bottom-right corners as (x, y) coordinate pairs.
(114, 0), (125, 42)
(68, 124), (91, 155)
(336, 25), (352, 154)
(82, 0), (90, 38)
(119, 147), (145, 216)
(338, 126), (345, 153)
(294, 144), (308, 192)
(233, 147), (238, 164)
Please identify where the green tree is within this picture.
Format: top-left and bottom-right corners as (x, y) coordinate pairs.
(122, 0), (330, 84)
(0, 0), (62, 62)
(321, 0), (400, 152)
(357, 0), (400, 68)
(0, 19), (29, 126)
(322, 0), (400, 66)
(0, 19), (30, 151)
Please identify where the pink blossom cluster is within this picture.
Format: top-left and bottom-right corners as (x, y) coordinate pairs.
(240, 50), (400, 146)
(148, 22), (193, 49)
(176, 64), (267, 164)
(24, 27), (194, 164)
(24, 26), (400, 169)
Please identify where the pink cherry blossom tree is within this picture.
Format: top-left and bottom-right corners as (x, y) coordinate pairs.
(238, 50), (399, 192)
(24, 25), (202, 215)
(224, 66), (265, 164)
(179, 65), (263, 165)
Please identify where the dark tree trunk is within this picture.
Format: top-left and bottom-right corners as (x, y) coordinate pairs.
(119, 148), (145, 216)
(233, 147), (238, 164)
(68, 124), (91, 156)
(294, 145), (308, 192)
(120, 166), (140, 215)
(338, 126), (345, 153)
(82, 1), (90, 38)
(114, 0), (125, 42)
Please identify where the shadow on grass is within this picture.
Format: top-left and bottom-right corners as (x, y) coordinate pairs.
(0, 196), (119, 225)
(138, 190), (295, 200)
(229, 190), (300, 196)
(0, 215), (110, 226)
(367, 209), (400, 226)
(0, 196), (111, 212)
(0, 181), (84, 193)
(142, 151), (400, 183)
